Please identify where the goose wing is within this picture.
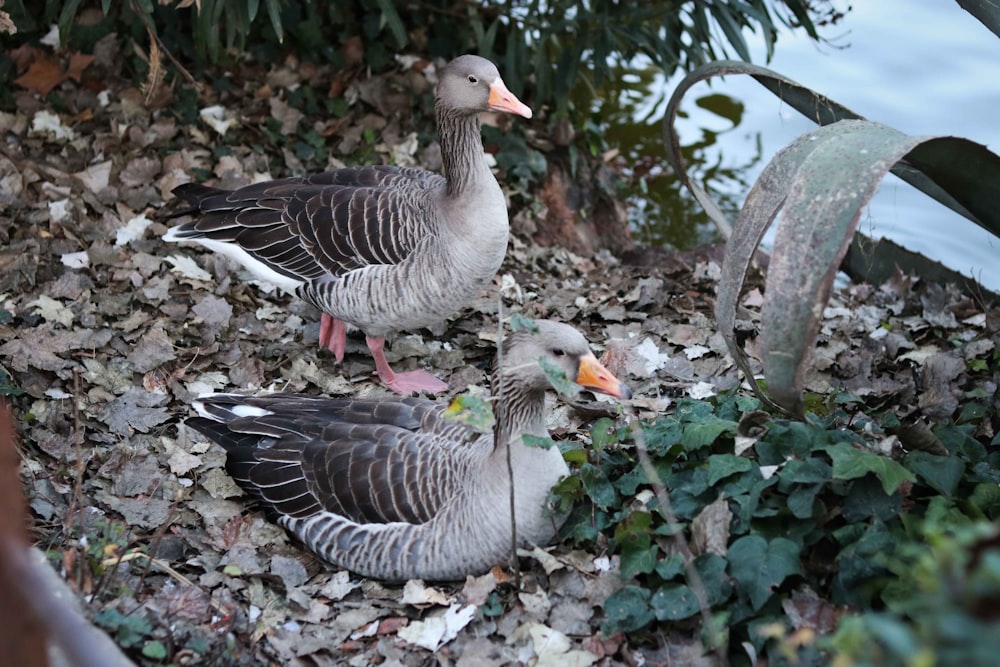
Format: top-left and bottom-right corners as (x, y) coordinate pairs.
(189, 394), (484, 525)
(168, 166), (444, 283)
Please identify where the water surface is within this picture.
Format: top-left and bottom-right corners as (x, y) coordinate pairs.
(622, 1), (1000, 292)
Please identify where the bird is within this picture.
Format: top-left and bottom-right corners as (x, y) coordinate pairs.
(185, 320), (632, 581)
(162, 55), (532, 395)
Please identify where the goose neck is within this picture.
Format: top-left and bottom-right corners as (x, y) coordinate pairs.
(491, 376), (547, 449)
(436, 104), (491, 195)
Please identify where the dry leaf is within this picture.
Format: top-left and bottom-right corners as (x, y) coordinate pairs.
(691, 497), (733, 557)
(65, 52), (95, 82)
(14, 55), (64, 96)
(401, 579), (453, 607)
(396, 604), (476, 651)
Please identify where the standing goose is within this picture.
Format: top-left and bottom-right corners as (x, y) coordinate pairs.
(186, 320), (631, 581)
(163, 55), (532, 395)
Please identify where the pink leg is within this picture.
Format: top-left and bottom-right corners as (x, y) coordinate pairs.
(319, 314), (347, 363)
(365, 336), (450, 395)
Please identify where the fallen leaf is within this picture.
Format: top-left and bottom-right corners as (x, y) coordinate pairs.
(30, 109), (76, 140)
(683, 344), (711, 360)
(510, 622), (600, 667)
(781, 589), (846, 634)
(520, 545), (565, 574)
(319, 571), (362, 601)
(691, 497), (732, 557)
(396, 603), (476, 651)
(401, 579), (453, 607)
(61, 251), (89, 269)
(48, 198), (71, 223)
(14, 54), (64, 96)
(99, 387), (171, 435)
(165, 254), (212, 282)
(200, 105), (237, 136)
(687, 381), (717, 399)
(271, 555), (309, 589)
(115, 212), (153, 246)
(269, 97), (303, 135)
(461, 571), (497, 606)
(167, 447), (203, 476)
(128, 325), (177, 372)
(27, 294), (74, 327)
(75, 160), (113, 193)
(66, 52), (95, 82)
(193, 294), (234, 330)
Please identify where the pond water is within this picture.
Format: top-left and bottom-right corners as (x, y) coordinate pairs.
(611, 1), (1000, 292)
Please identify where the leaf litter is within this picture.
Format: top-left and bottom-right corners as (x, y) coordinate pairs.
(0, 39), (997, 667)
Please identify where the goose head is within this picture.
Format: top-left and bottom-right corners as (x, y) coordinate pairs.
(437, 55), (533, 119)
(498, 320), (632, 399)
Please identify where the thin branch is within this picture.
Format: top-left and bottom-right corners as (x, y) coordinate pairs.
(497, 299), (521, 589)
(128, 0), (202, 92)
(627, 417), (728, 664)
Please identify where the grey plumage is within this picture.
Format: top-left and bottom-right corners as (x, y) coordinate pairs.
(163, 55), (532, 394)
(187, 320), (631, 581)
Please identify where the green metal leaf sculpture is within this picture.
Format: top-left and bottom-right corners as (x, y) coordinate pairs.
(662, 60), (1000, 416)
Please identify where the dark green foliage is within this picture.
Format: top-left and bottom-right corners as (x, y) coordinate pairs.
(5, 1), (837, 115)
(557, 391), (1000, 663)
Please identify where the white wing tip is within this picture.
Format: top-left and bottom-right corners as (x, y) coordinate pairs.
(162, 226), (186, 242)
(193, 393), (273, 421)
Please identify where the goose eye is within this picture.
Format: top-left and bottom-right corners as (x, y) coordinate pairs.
(467, 74), (478, 84)
(552, 348), (566, 357)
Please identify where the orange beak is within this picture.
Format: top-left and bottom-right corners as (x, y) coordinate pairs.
(487, 79), (533, 119)
(575, 353), (632, 399)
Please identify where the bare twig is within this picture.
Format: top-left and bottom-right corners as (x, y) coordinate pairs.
(136, 491), (182, 591)
(100, 550), (229, 615)
(627, 418), (729, 665)
(497, 299), (521, 588)
(128, 0), (201, 92)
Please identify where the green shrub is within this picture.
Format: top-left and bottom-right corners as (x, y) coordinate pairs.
(4, 0), (840, 115)
(557, 392), (1000, 664)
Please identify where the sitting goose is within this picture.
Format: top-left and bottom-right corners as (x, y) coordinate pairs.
(163, 55), (532, 395)
(186, 320), (631, 581)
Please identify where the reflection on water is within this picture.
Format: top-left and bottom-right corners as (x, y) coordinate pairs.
(587, 66), (763, 250)
(591, 2), (1000, 291)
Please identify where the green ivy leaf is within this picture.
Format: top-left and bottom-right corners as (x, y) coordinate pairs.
(558, 442), (587, 464)
(522, 434), (557, 450)
(616, 512), (657, 577)
(826, 442), (916, 495)
(905, 451), (965, 497)
(787, 484), (821, 519)
(655, 553), (686, 580)
(580, 463), (617, 509)
(934, 423), (986, 461)
(970, 482), (1000, 520)
(780, 458), (832, 484)
(442, 394), (495, 434)
(728, 535), (802, 610)
(651, 583), (701, 620)
(695, 554), (732, 605)
(842, 475), (902, 522)
(591, 417), (621, 451)
(481, 591), (504, 617)
(707, 454), (754, 485)
(651, 554), (731, 620)
(620, 539), (658, 578)
(142, 640), (168, 660)
(509, 314), (538, 332)
(681, 416), (737, 449)
(643, 418), (682, 453)
(602, 585), (655, 633)
(539, 356), (579, 397)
